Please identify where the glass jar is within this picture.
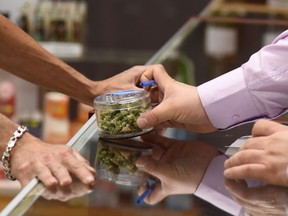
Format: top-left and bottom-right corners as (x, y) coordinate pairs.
(94, 90), (153, 139)
(95, 138), (152, 186)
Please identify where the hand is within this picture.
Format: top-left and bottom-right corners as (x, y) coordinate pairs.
(136, 131), (220, 205)
(95, 65), (151, 98)
(136, 64), (216, 133)
(224, 179), (288, 215)
(11, 134), (96, 188)
(224, 119), (288, 186)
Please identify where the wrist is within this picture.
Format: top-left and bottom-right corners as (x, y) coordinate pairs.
(76, 80), (98, 107)
(2, 126), (28, 180)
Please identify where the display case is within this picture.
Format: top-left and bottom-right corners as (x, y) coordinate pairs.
(1, 0), (288, 215)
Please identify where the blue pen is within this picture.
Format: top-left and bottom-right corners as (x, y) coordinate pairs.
(140, 80), (156, 87)
(137, 180), (156, 204)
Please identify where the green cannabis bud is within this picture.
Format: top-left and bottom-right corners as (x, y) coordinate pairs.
(97, 144), (141, 175)
(99, 103), (148, 136)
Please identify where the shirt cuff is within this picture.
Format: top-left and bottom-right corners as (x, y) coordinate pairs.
(194, 155), (242, 215)
(197, 68), (261, 129)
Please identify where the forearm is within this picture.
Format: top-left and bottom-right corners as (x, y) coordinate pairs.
(0, 15), (97, 106)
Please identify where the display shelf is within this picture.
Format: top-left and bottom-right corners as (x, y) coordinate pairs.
(60, 49), (154, 65)
(212, 0), (288, 16)
(38, 41), (153, 65)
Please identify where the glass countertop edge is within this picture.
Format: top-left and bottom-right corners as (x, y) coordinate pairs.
(0, 179), (41, 216)
(0, 114), (98, 216)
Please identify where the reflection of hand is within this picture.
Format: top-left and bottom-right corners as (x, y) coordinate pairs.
(11, 134), (96, 188)
(42, 177), (94, 202)
(136, 131), (220, 205)
(224, 179), (288, 216)
(136, 64), (216, 133)
(224, 120), (288, 186)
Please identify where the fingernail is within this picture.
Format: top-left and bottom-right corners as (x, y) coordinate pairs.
(137, 117), (149, 128)
(85, 176), (95, 184)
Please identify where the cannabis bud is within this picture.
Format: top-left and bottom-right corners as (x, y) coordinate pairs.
(94, 90), (153, 138)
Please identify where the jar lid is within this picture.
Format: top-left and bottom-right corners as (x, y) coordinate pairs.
(94, 90), (149, 105)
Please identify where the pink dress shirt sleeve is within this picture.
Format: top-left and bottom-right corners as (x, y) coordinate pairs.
(198, 30), (288, 129)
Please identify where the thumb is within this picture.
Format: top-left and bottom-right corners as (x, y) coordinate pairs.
(252, 119), (288, 137)
(137, 103), (171, 129)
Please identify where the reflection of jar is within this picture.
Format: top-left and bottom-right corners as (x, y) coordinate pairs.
(94, 90), (153, 139)
(95, 139), (152, 186)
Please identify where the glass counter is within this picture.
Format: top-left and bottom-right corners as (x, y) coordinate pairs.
(2, 0), (288, 215)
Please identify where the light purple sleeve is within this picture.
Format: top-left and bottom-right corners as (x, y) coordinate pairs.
(198, 30), (288, 129)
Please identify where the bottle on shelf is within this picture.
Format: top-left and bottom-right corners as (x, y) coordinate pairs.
(0, 81), (16, 120)
(70, 102), (92, 137)
(204, 10), (239, 78)
(18, 110), (43, 139)
(42, 92), (70, 144)
(47, 1), (69, 42)
(17, 1), (38, 34)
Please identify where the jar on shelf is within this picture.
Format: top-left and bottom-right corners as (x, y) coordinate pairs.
(94, 90), (153, 139)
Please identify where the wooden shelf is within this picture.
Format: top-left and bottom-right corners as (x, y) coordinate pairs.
(210, 0), (288, 16)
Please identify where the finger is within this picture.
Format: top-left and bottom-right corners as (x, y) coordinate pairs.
(137, 102), (174, 129)
(62, 153), (95, 186)
(239, 136), (268, 151)
(17, 162), (58, 188)
(252, 119), (288, 137)
(49, 164), (72, 187)
(224, 150), (264, 169)
(224, 164), (267, 181)
(128, 65), (151, 87)
(71, 148), (96, 174)
(140, 64), (172, 85)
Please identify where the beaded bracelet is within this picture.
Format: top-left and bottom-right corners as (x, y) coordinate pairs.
(2, 125), (28, 180)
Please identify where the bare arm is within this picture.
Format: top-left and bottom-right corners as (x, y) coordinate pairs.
(0, 15), (97, 106)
